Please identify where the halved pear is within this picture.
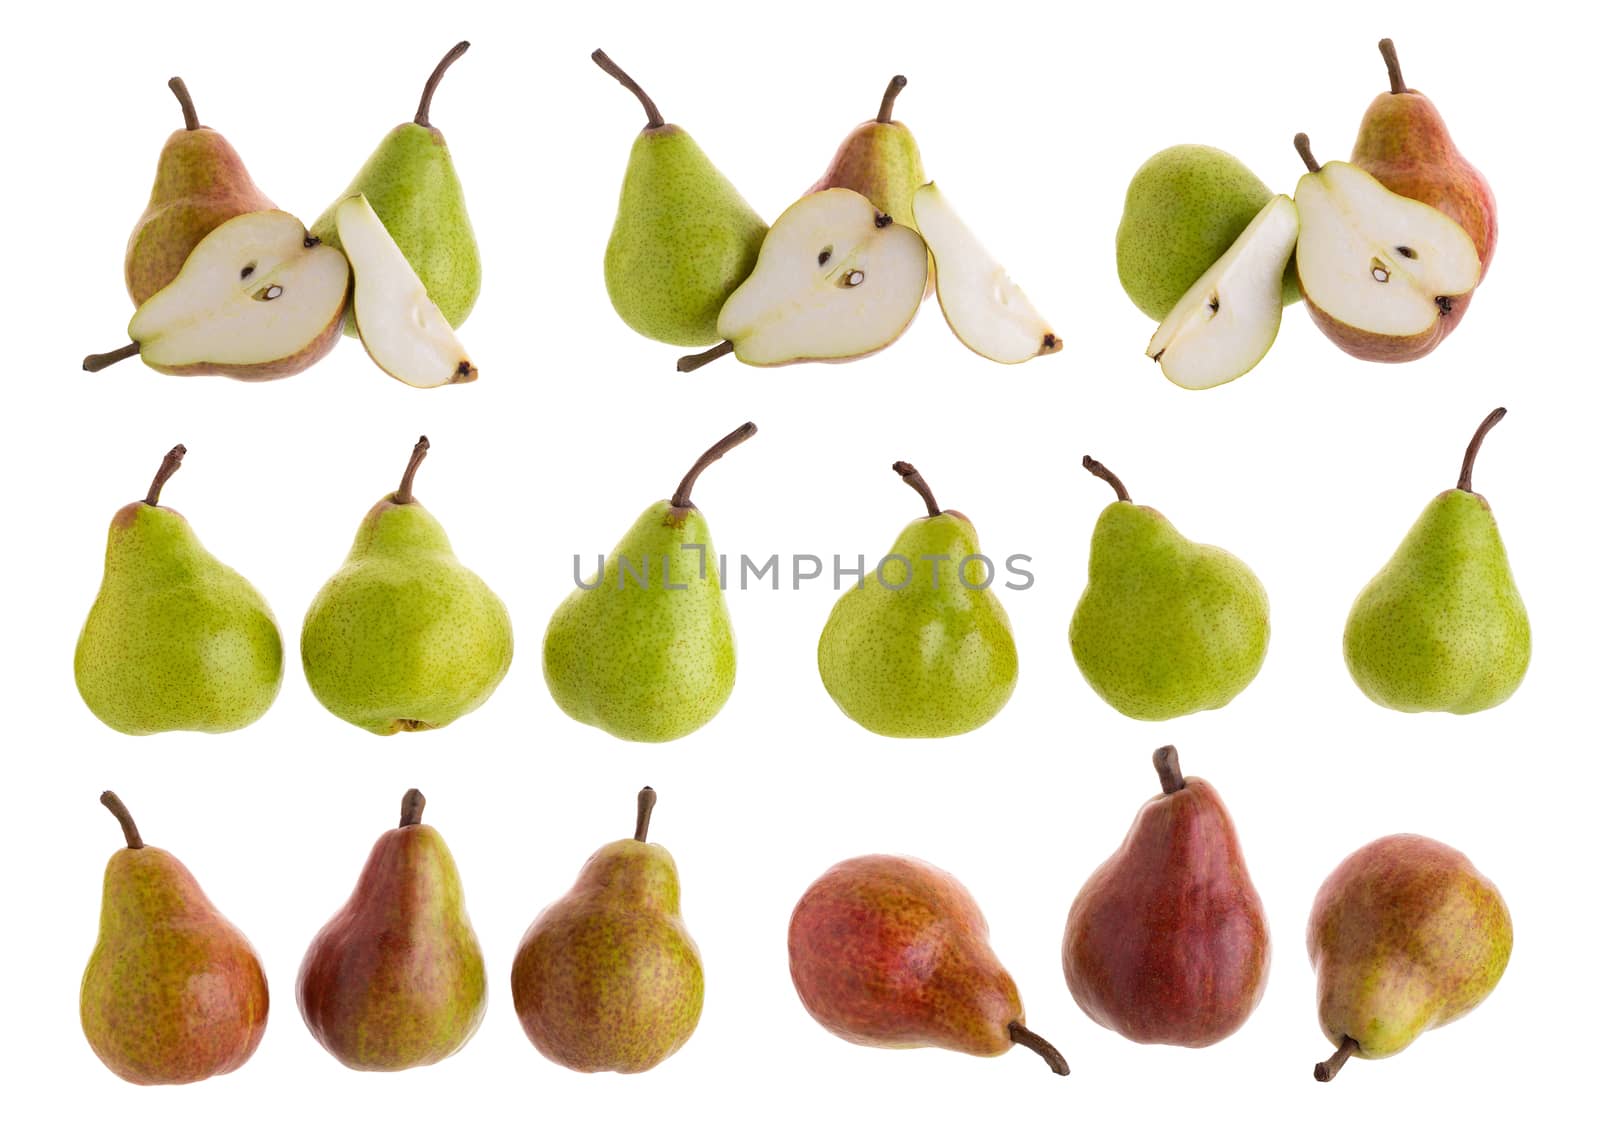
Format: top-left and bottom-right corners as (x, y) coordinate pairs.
(912, 182), (1061, 364)
(336, 195), (477, 387)
(1293, 135), (1480, 363)
(1147, 195), (1299, 389)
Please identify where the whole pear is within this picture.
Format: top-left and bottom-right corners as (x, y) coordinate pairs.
(818, 462), (1018, 737)
(1063, 746), (1270, 1047)
(75, 445), (283, 734)
(789, 854), (1069, 1075)
(1309, 834), (1512, 1082)
(81, 792), (269, 1085)
(298, 789), (486, 1070)
(301, 437), (513, 735)
(1344, 408), (1529, 713)
(511, 788), (704, 1073)
(811, 75), (926, 231)
(1070, 456), (1269, 720)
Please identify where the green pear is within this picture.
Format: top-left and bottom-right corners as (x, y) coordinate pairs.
(544, 423), (755, 742)
(301, 437), (513, 735)
(311, 42), (480, 331)
(818, 462), (1018, 738)
(1344, 408), (1529, 713)
(75, 445), (283, 735)
(593, 50), (767, 347)
(1070, 456), (1268, 720)
(810, 75), (925, 229)
(511, 787), (704, 1073)
(1117, 145), (1299, 321)
(81, 792), (269, 1085)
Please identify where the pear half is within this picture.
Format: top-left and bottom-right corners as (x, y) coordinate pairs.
(912, 183), (1061, 364)
(335, 195), (477, 387)
(1147, 195), (1299, 390)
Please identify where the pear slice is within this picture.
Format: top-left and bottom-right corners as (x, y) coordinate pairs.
(912, 183), (1061, 364)
(1146, 195), (1299, 389)
(1292, 134), (1480, 362)
(679, 188), (927, 371)
(335, 195), (477, 387)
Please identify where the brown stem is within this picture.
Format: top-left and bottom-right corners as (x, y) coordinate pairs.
(591, 49), (664, 130)
(83, 343), (140, 372)
(168, 77), (200, 130)
(395, 436), (430, 504)
(1378, 39), (1408, 94)
(1315, 1036), (1360, 1082)
(892, 462), (941, 517)
(634, 786), (657, 842)
(677, 340), (735, 373)
(876, 75), (908, 124)
(1457, 407), (1506, 493)
(1153, 745), (1186, 794)
(144, 444), (186, 506)
(415, 42), (470, 128)
(100, 791), (144, 850)
(1294, 133), (1320, 174)
(1008, 1022), (1070, 1076)
(671, 422), (757, 508)
(399, 789), (426, 828)
(1081, 456), (1131, 502)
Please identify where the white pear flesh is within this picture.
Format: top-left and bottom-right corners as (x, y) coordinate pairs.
(912, 183), (1061, 364)
(715, 187), (928, 366)
(1147, 195), (1299, 390)
(129, 210), (349, 380)
(336, 195), (477, 387)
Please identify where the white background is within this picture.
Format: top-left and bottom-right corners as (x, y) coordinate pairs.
(3, 0), (1593, 1129)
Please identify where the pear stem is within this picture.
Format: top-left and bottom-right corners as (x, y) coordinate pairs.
(1315, 1036), (1360, 1082)
(415, 42), (470, 128)
(83, 343), (140, 372)
(1378, 38), (1408, 94)
(1081, 456), (1131, 502)
(399, 789), (426, 828)
(144, 444), (186, 506)
(1008, 1022), (1070, 1076)
(394, 436), (430, 505)
(634, 786), (657, 842)
(876, 75), (908, 124)
(1294, 133), (1321, 174)
(1153, 745), (1186, 794)
(168, 77), (200, 131)
(677, 340), (735, 373)
(892, 462), (941, 517)
(671, 422), (757, 508)
(592, 49), (664, 130)
(100, 792), (144, 850)
(1457, 407), (1506, 493)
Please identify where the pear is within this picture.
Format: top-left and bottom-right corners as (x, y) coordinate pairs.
(789, 854), (1069, 1075)
(1070, 455), (1269, 721)
(1116, 145), (1299, 321)
(912, 183), (1061, 364)
(811, 76), (925, 229)
(1293, 133), (1480, 362)
(511, 788), (703, 1074)
(1063, 746), (1270, 1048)
(1146, 195), (1299, 389)
(1310, 834), (1512, 1082)
(1344, 408), (1529, 713)
(81, 792), (269, 1085)
(593, 49), (767, 347)
(298, 789), (486, 1071)
(301, 437), (513, 735)
(125, 77), (276, 305)
(75, 445), (283, 735)
(311, 42), (480, 331)
(679, 189), (928, 371)
(817, 461), (1018, 738)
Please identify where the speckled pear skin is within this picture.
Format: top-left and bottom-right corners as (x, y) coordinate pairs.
(810, 77), (925, 229)
(1309, 835), (1511, 1064)
(297, 794), (486, 1070)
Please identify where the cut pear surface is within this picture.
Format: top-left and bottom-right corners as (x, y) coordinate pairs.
(336, 195), (477, 387)
(127, 210), (349, 379)
(715, 187), (927, 366)
(913, 183), (1061, 364)
(1147, 195), (1299, 389)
